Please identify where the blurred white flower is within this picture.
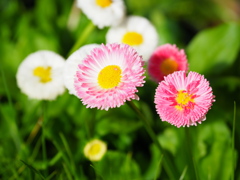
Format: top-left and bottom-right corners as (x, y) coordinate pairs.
(16, 50), (65, 100)
(83, 139), (107, 161)
(63, 44), (100, 95)
(106, 15), (159, 61)
(77, 0), (126, 29)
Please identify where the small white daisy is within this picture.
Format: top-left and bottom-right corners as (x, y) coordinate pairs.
(106, 15), (159, 61)
(77, 0), (126, 29)
(16, 50), (66, 100)
(63, 44), (100, 95)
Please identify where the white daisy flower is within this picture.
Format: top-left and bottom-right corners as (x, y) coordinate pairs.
(16, 50), (66, 100)
(63, 44), (100, 95)
(106, 15), (159, 61)
(76, 0), (126, 29)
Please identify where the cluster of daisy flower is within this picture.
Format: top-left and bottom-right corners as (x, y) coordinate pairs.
(16, 0), (215, 161)
(77, 0), (159, 61)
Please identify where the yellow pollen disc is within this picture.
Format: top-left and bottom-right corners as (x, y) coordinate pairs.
(175, 90), (194, 110)
(96, 0), (112, 8)
(33, 66), (52, 83)
(160, 58), (178, 75)
(98, 65), (122, 89)
(89, 144), (101, 156)
(122, 32), (143, 46)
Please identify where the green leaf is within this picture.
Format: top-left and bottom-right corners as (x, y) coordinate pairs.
(158, 127), (179, 155)
(93, 151), (141, 180)
(211, 76), (240, 92)
(96, 117), (142, 136)
(187, 22), (240, 75)
(194, 121), (234, 180)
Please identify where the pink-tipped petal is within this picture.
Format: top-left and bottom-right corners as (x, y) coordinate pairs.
(75, 43), (145, 110)
(154, 71), (215, 127)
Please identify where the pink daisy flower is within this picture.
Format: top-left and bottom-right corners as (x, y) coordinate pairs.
(154, 71), (215, 128)
(74, 43), (145, 110)
(148, 44), (188, 82)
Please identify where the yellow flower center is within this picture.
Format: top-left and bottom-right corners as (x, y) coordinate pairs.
(89, 143), (101, 156)
(160, 58), (178, 75)
(175, 90), (195, 110)
(33, 66), (52, 83)
(122, 32), (143, 46)
(96, 0), (112, 8)
(98, 65), (122, 89)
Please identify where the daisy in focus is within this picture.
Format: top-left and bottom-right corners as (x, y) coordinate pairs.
(154, 71), (215, 128)
(74, 43), (145, 110)
(16, 50), (65, 100)
(84, 139), (107, 161)
(106, 15), (159, 61)
(63, 44), (100, 95)
(76, 0), (126, 29)
(148, 44), (188, 82)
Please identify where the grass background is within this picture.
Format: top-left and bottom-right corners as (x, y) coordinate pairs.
(0, 0), (240, 179)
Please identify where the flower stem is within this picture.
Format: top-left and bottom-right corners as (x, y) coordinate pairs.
(127, 101), (178, 180)
(26, 116), (42, 145)
(85, 108), (97, 139)
(41, 101), (48, 178)
(184, 128), (199, 180)
(67, 21), (95, 57)
(231, 101), (236, 180)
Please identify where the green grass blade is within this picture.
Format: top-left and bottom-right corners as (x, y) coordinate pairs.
(154, 155), (163, 180)
(49, 152), (63, 166)
(59, 132), (74, 165)
(63, 163), (73, 180)
(179, 166), (188, 180)
(0, 68), (22, 151)
(20, 160), (45, 180)
(0, 65), (13, 110)
(46, 171), (57, 180)
(52, 139), (72, 172)
(59, 132), (78, 178)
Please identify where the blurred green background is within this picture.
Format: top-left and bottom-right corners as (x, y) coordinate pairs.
(0, 0), (240, 179)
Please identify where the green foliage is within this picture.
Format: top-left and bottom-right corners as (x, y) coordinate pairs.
(93, 151), (141, 180)
(187, 22), (240, 75)
(157, 121), (235, 180)
(195, 121), (233, 180)
(20, 160), (45, 180)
